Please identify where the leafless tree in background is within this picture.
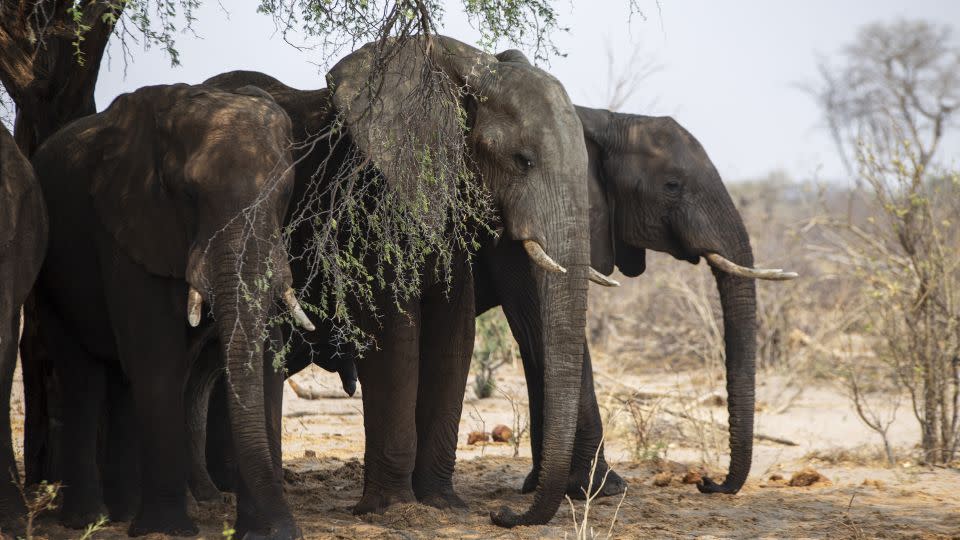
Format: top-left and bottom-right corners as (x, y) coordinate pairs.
(603, 41), (661, 112)
(809, 19), (960, 463)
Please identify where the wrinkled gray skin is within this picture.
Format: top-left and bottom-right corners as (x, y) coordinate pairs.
(0, 124), (48, 532)
(571, 105), (759, 495)
(197, 35), (591, 527)
(32, 83), (301, 538)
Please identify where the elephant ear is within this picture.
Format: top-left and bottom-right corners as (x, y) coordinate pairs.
(576, 105), (647, 277)
(327, 36), (496, 203)
(585, 137), (614, 274)
(89, 88), (191, 278)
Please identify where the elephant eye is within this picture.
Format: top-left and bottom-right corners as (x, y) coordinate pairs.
(513, 152), (535, 172)
(664, 179), (682, 194)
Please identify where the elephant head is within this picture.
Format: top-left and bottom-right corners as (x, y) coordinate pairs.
(578, 107), (795, 494)
(59, 83), (309, 530)
(327, 37), (591, 526)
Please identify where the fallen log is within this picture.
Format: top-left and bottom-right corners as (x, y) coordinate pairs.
(288, 379), (324, 400)
(663, 408), (799, 447)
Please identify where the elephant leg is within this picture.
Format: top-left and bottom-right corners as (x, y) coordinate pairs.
(186, 335), (224, 503)
(21, 292), (55, 488)
(38, 301), (107, 529)
(205, 378), (236, 493)
(412, 272), (474, 509)
(353, 303), (421, 515)
(521, 346), (625, 498)
(107, 277), (195, 537)
(0, 307), (26, 529)
(564, 346), (625, 499)
(517, 339), (545, 495)
(101, 373), (141, 521)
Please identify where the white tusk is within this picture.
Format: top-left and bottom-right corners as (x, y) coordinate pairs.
(187, 287), (203, 327)
(283, 288), (316, 331)
(589, 268), (620, 287)
(522, 240), (567, 274)
(705, 253), (798, 281)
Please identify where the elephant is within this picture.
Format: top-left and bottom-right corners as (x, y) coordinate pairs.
(477, 55), (796, 496)
(547, 104), (795, 496)
(30, 82), (312, 538)
(193, 33), (595, 527)
(0, 124), (48, 531)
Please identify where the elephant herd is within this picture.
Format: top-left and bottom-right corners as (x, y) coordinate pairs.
(0, 35), (795, 538)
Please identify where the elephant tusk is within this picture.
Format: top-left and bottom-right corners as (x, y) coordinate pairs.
(705, 253), (798, 281)
(522, 240), (566, 274)
(283, 288), (317, 332)
(187, 287), (204, 327)
(589, 268), (620, 287)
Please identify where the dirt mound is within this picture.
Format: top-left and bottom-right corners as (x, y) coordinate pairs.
(362, 503), (452, 530)
(788, 468), (831, 487)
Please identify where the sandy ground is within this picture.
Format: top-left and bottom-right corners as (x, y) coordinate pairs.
(7, 349), (960, 539)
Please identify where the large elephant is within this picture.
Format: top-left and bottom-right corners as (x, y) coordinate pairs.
(196, 34), (593, 527)
(31, 83), (311, 538)
(0, 124), (48, 531)
(489, 97), (797, 497)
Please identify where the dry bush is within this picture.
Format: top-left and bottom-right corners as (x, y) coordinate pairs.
(616, 392), (666, 461)
(808, 19), (960, 464)
(499, 388), (529, 458)
(471, 308), (517, 399)
(565, 437), (627, 540)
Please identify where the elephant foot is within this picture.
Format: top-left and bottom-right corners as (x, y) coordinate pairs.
(189, 475), (222, 503)
(105, 493), (138, 523)
(415, 486), (468, 510)
(565, 465), (627, 500)
(238, 519), (302, 540)
(0, 495), (26, 535)
(128, 505), (198, 537)
(59, 498), (108, 530)
(106, 504), (136, 524)
(352, 487), (416, 515)
(521, 463), (627, 499)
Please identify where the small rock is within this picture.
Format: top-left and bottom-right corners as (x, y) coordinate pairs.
(491, 425), (513, 442)
(681, 470), (703, 484)
(861, 478), (884, 489)
(788, 468), (830, 487)
(652, 472), (673, 487)
(467, 431), (490, 445)
(702, 394), (726, 407)
(769, 473), (784, 482)
(304, 449), (317, 458)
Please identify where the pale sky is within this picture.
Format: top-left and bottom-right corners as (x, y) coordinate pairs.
(74, 1), (960, 182)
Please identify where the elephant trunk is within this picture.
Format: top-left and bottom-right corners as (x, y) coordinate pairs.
(493, 176), (588, 527)
(698, 228), (757, 494)
(209, 228), (294, 529)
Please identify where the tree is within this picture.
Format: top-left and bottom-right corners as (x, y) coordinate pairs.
(810, 19), (960, 464)
(0, 1), (202, 155)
